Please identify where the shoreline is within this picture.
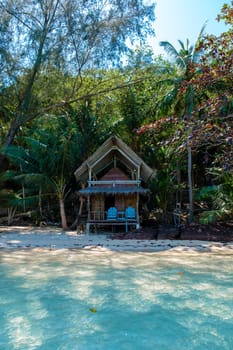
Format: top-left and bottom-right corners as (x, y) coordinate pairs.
(0, 226), (233, 253)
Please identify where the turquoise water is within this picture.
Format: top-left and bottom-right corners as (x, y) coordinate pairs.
(0, 249), (232, 350)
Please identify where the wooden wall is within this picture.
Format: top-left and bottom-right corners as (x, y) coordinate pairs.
(91, 193), (136, 214)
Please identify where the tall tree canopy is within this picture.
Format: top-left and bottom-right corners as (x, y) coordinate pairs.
(0, 0), (155, 146)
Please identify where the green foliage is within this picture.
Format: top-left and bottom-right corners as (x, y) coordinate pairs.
(196, 170), (233, 223)
(0, 171), (19, 208)
(3, 117), (86, 226)
(0, 0), (156, 145)
(120, 88), (141, 129)
(147, 146), (178, 222)
(0, 2), (233, 227)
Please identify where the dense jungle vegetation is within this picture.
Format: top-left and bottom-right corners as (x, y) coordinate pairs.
(0, 0), (232, 229)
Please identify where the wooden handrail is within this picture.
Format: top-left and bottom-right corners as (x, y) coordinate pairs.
(88, 180), (141, 187)
(89, 210), (137, 222)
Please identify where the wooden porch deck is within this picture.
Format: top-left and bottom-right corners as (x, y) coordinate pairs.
(86, 211), (138, 233)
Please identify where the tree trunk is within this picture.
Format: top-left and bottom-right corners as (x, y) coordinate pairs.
(70, 195), (85, 230)
(185, 88), (194, 223)
(59, 198), (68, 230)
(176, 160), (182, 205)
(4, 18), (50, 147)
(39, 187), (43, 217)
(187, 128), (193, 223)
(4, 115), (22, 147)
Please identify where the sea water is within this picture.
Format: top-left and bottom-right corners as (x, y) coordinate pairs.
(0, 249), (232, 350)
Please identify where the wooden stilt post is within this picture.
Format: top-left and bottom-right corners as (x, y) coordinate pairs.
(86, 165), (92, 234)
(136, 165), (140, 229)
(136, 191), (140, 229)
(86, 194), (90, 234)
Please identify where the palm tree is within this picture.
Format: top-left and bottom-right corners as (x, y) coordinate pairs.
(159, 27), (205, 223)
(3, 129), (81, 229)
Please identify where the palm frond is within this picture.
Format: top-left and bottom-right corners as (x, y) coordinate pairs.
(0, 189), (18, 208)
(193, 23), (207, 62)
(10, 194), (41, 208)
(13, 173), (46, 185)
(161, 41), (188, 69)
(24, 137), (47, 151)
(195, 23), (207, 46)
(177, 40), (185, 51)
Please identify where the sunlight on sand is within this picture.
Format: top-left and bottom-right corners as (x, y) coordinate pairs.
(0, 226), (233, 254)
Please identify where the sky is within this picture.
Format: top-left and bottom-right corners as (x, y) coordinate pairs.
(149, 0), (231, 56)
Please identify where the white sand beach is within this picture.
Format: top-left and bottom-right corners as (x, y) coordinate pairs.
(0, 226), (233, 253)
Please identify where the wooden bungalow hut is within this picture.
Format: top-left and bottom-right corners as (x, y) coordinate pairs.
(74, 136), (154, 233)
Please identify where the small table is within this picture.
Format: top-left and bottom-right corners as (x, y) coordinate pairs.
(117, 211), (129, 232)
(117, 211), (125, 220)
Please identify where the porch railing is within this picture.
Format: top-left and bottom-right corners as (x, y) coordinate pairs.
(89, 210), (137, 222)
(88, 180), (141, 187)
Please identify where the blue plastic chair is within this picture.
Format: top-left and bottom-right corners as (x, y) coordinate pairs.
(107, 207), (118, 220)
(125, 207), (136, 220)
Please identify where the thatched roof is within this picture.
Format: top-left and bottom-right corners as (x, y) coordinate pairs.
(74, 135), (154, 183)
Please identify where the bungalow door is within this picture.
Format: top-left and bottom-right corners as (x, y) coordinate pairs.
(105, 195), (115, 211)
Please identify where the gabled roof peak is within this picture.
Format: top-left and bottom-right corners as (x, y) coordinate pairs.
(74, 135), (154, 183)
